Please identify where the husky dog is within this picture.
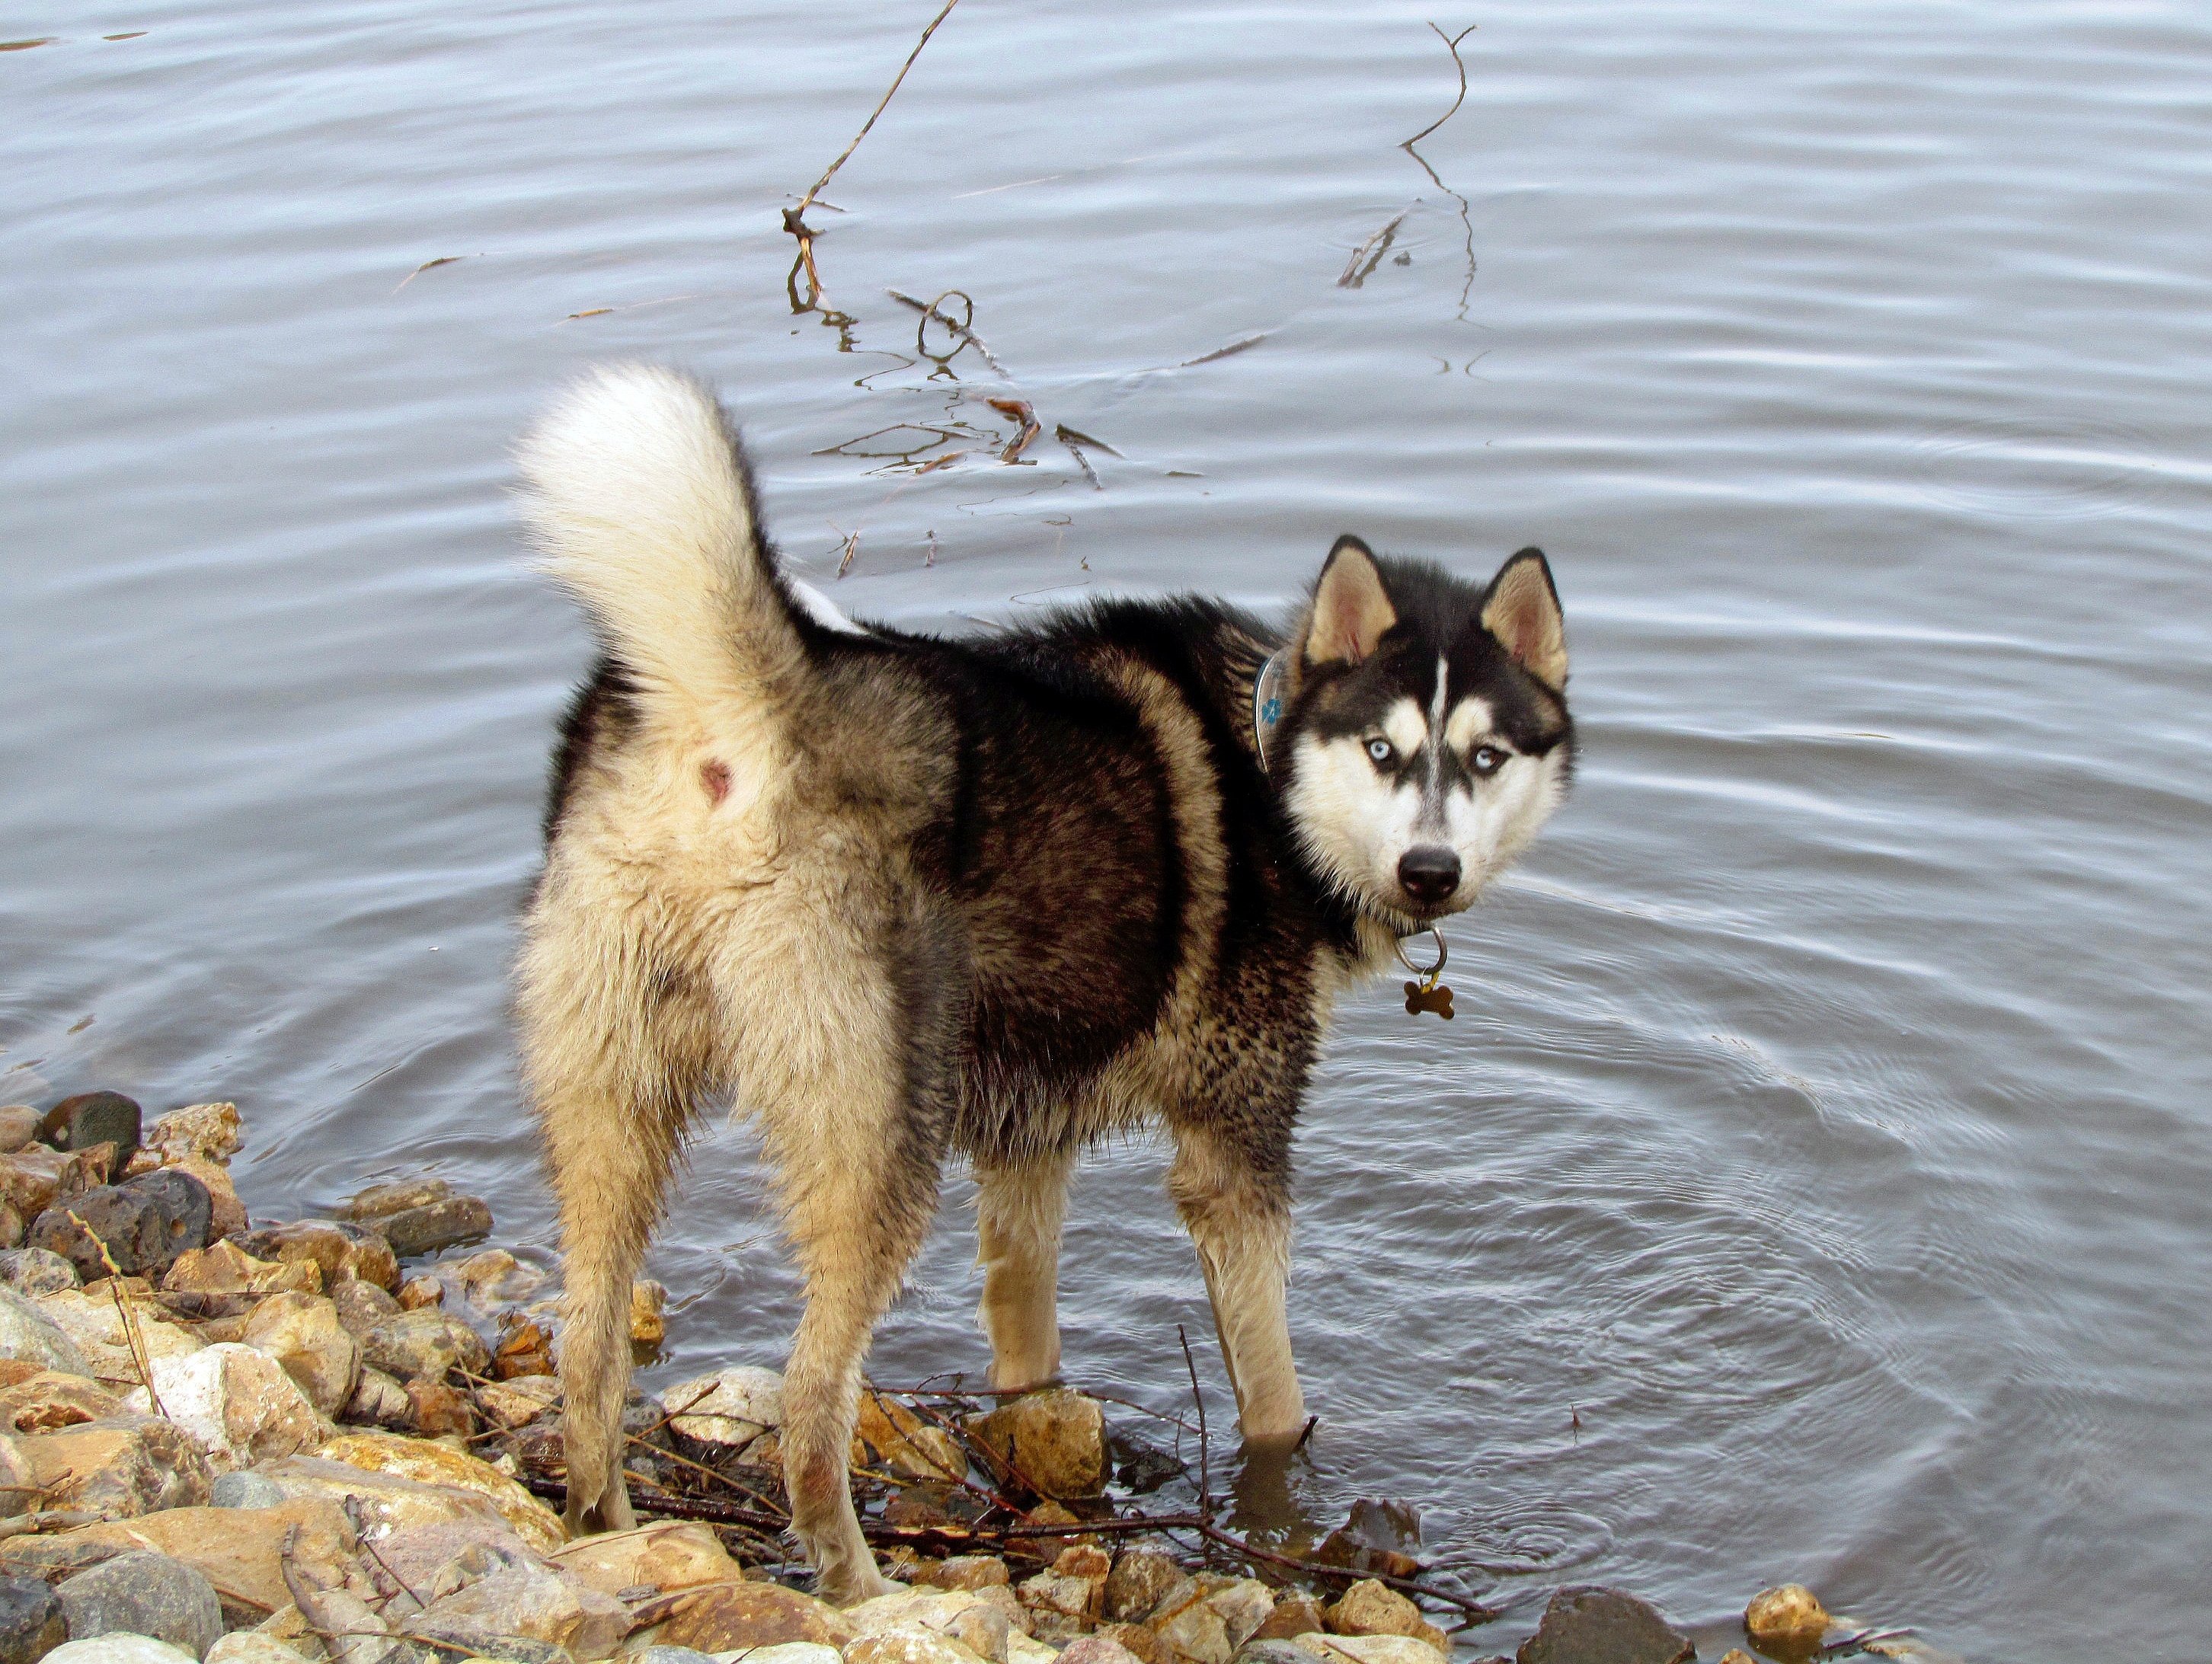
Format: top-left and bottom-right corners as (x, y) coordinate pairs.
(514, 365), (1574, 1599)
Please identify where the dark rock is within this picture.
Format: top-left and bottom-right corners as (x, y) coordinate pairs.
(209, 1471), (286, 1509)
(332, 1279), (401, 1337)
(54, 1549), (223, 1659)
(27, 1171), (211, 1282)
(37, 1096), (141, 1167)
(229, 1220), (398, 1292)
(360, 1310), (488, 1382)
(1315, 1499), (1423, 1582)
(376, 1197), (494, 1260)
(0, 1573), (66, 1664)
(341, 1179), (452, 1223)
(0, 1250), (77, 1299)
(1517, 1587), (1693, 1664)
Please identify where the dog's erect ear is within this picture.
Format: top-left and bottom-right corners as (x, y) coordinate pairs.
(1481, 547), (1567, 688)
(1304, 535), (1398, 666)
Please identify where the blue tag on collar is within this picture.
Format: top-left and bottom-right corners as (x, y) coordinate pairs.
(1252, 647), (1289, 775)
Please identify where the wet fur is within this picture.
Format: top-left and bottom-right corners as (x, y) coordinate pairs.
(515, 365), (1574, 1601)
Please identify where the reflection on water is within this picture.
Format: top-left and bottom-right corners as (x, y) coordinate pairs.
(6, 2), (2212, 1657)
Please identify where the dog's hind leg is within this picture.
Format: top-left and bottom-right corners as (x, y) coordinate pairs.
(974, 1148), (1074, 1391)
(1168, 1120), (1308, 1447)
(520, 899), (712, 1537)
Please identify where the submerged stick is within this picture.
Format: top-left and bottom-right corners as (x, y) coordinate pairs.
(791, 0), (961, 225)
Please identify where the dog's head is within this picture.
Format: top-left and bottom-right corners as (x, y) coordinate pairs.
(1271, 536), (1574, 931)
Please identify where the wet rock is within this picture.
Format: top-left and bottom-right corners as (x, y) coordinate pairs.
(1324, 1583), (1442, 1654)
(376, 1199), (493, 1261)
(664, 1365), (784, 1450)
(650, 1583), (855, 1652)
(450, 1251), (545, 1311)
(331, 1279), (400, 1337)
(315, 1430), (564, 1552)
(139, 1106), (241, 1171)
(1251, 1596), (1325, 1641)
(229, 1222), (398, 1293)
(1104, 1549), (1181, 1623)
(1313, 1502), (1421, 1583)
(38, 1097), (141, 1168)
(492, 1314), (554, 1380)
(161, 1242), (318, 1301)
(240, 1292), (360, 1416)
(341, 1368), (411, 1429)
(1514, 1588), (1693, 1664)
(0, 1110), (41, 1157)
(17, 1413), (213, 1517)
(29, 1171), (213, 1282)
(1060, 1638), (1148, 1664)
(121, 1344), (321, 1468)
(404, 1378), (476, 1437)
(401, 1558), (626, 1662)
(360, 1309), (487, 1383)
(209, 1471), (286, 1509)
(1744, 1586), (1829, 1653)
(159, 1162), (242, 1244)
(970, 1388), (1107, 1499)
(932, 1557), (1013, 1593)
(0, 1576), (62, 1664)
(340, 1180), (451, 1222)
(395, 1278), (443, 1311)
(55, 1550), (222, 1659)
(0, 1250), (77, 1300)
(477, 1376), (561, 1430)
(544, 1522), (738, 1599)
(0, 1288), (89, 1376)
(855, 1394), (966, 1483)
(42, 1640), (198, 1664)
(628, 1279), (666, 1346)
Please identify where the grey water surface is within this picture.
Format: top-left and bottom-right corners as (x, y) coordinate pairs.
(5, 2), (2211, 1656)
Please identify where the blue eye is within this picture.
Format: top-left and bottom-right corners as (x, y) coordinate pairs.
(1367, 737), (1395, 765)
(1472, 745), (1507, 775)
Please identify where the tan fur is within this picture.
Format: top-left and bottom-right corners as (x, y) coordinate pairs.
(1306, 538), (1398, 666)
(1480, 553), (1568, 689)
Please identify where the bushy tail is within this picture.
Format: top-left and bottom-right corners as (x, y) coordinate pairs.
(515, 363), (806, 723)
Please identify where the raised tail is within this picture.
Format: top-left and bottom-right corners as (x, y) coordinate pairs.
(515, 363), (808, 724)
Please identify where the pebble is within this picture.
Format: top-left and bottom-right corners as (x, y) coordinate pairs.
(1744, 1586), (1830, 1653)
(0, 1286), (89, 1375)
(38, 1095), (142, 1167)
(376, 1197), (494, 1260)
(0, 1250), (75, 1299)
(29, 1169), (213, 1283)
(123, 1343), (322, 1468)
(209, 1470), (286, 1509)
(0, 1573), (66, 1664)
(970, 1387), (1108, 1499)
(40, 1640), (198, 1664)
(1514, 1587), (1693, 1664)
(360, 1308), (489, 1383)
(0, 1110), (41, 1157)
(55, 1551), (222, 1661)
(239, 1292), (360, 1416)
(14, 1414), (213, 1518)
(138, 1106), (241, 1170)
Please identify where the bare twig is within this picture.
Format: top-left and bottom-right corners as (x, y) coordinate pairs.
(792, 0), (961, 223)
(889, 289), (1009, 375)
(1402, 24), (1476, 147)
(1338, 214), (1408, 289)
(68, 1211), (163, 1418)
(0, 1509), (97, 1541)
(1178, 1324), (1210, 1519)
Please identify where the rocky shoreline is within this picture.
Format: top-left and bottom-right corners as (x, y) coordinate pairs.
(0, 1092), (1945, 1664)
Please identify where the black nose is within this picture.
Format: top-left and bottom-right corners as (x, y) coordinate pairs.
(1398, 845), (1461, 908)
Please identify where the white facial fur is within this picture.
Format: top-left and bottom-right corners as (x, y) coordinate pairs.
(1283, 691), (1568, 926)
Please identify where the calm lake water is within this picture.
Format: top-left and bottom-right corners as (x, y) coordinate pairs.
(6, 1), (2211, 1655)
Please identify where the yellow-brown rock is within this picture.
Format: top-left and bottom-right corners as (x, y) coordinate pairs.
(34, 1496), (347, 1618)
(1745, 1585), (1830, 1653)
(0, 1369), (123, 1433)
(970, 1387), (1107, 1499)
(855, 1391), (967, 1482)
(18, 1412), (213, 1515)
(162, 1239), (319, 1298)
(1324, 1580), (1446, 1655)
(651, 1580), (855, 1651)
(548, 1520), (742, 1599)
(317, 1428), (565, 1551)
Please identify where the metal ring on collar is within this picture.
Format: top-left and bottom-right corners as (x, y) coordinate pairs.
(1394, 927), (1447, 979)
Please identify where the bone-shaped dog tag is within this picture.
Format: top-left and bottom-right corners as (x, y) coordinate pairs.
(1405, 979), (1455, 1020)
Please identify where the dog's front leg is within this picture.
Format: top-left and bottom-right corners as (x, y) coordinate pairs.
(974, 1148), (1075, 1391)
(1168, 1125), (1308, 1446)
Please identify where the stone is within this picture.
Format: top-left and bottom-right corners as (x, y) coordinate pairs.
(27, 1500), (349, 1629)
(404, 1378), (475, 1436)
(341, 1368), (411, 1429)
(1324, 1583), (1441, 1653)
(1717, 1653), (1756, 1664)
(1104, 1550), (1181, 1623)
(340, 1180), (451, 1222)
(0, 1250), (77, 1299)
(160, 1242), (318, 1301)
(161, 1162), (243, 1244)
(240, 1292), (360, 1416)
(650, 1583), (855, 1652)
(1152, 1592), (1231, 1664)
(477, 1375), (561, 1430)
(119, 1344), (321, 1468)
(1515, 1588), (1692, 1664)
(0, 1111), (41, 1156)
(1005, 1637), (1059, 1664)
(34, 1288), (200, 1386)
(331, 1279), (400, 1336)
(0, 1369), (123, 1435)
(256, 1454), (519, 1540)
(363, 1518), (535, 1594)
(376, 1199), (494, 1260)
(204, 1640), (310, 1664)
(970, 1388), (1106, 1499)
(55, 1550), (222, 1659)
(0, 1573), (65, 1664)
(847, 1592), (1012, 1664)
(0, 1148), (111, 1236)
(1313, 1503), (1421, 1583)
(452, 1251), (545, 1311)
(1251, 1598), (1325, 1641)
(0, 1289), (89, 1376)
(360, 1310), (487, 1384)
(628, 1279), (666, 1346)
(1202, 1583), (1274, 1652)
(0, 1433), (34, 1521)
(401, 1558), (626, 1662)
(17, 1414), (213, 1516)
(1744, 1586), (1829, 1653)
(705, 1647), (839, 1664)
(1235, 1646), (1309, 1664)
(492, 1315), (555, 1380)
(27, 1171), (212, 1282)
(41, 1640), (197, 1664)
(664, 1366), (784, 1448)
(932, 1558), (1012, 1593)
(545, 1522), (739, 1599)
(229, 1223), (398, 1293)
(316, 1431), (565, 1552)
(631, 1653), (718, 1664)
(140, 1106), (241, 1170)
(395, 1278), (443, 1311)
(1060, 1641), (1149, 1664)
(1096, 1624), (1161, 1664)
(209, 1471), (286, 1509)
(854, 1395), (965, 1484)
(37, 1097), (141, 1167)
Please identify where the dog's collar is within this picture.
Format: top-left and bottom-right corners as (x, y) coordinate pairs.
(1251, 647), (1289, 778)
